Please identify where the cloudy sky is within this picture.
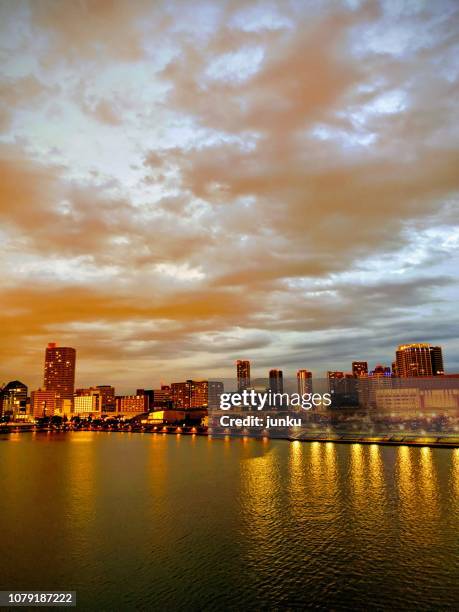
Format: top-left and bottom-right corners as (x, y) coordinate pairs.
(1, 0), (458, 392)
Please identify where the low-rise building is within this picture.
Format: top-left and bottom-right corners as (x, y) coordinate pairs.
(31, 389), (58, 418)
(115, 394), (148, 416)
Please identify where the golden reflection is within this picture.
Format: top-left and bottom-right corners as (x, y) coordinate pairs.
(239, 446), (281, 548)
(397, 445), (415, 509)
(148, 432), (168, 498)
(366, 444), (387, 522)
(324, 442), (337, 477)
(350, 444), (365, 511)
(324, 443), (339, 505)
(304, 442), (339, 515)
(289, 441), (306, 521)
(452, 449), (459, 499)
(369, 444), (384, 489)
(308, 441), (324, 493)
(419, 447), (438, 515)
(68, 433), (95, 443)
(66, 432), (96, 528)
(397, 446), (439, 545)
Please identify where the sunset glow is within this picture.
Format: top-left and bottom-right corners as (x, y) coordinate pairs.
(1, 0), (458, 391)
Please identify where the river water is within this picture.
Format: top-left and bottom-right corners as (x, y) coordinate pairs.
(0, 432), (458, 610)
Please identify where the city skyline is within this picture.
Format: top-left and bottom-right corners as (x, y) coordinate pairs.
(1, 340), (453, 398)
(1, 0), (459, 392)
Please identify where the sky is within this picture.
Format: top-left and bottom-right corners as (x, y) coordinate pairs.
(1, 0), (458, 393)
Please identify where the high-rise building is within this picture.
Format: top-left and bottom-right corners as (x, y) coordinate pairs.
(395, 343), (443, 377)
(136, 389), (154, 411)
(190, 380), (208, 408)
(208, 381), (224, 409)
(352, 361), (368, 377)
(171, 381), (191, 409)
(1, 380), (28, 419)
(31, 389), (58, 418)
(236, 360), (250, 392)
(152, 385), (171, 407)
(44, 343), (76, 410)
(171, 380), (208, 409)
(327, 371), (344, 392)
(297, 370), (312, 395)
(96, 385), (116, 412)
(269, 369), (284, 394)
(328, 372), (358, 407)
(430, 346), (444, 376)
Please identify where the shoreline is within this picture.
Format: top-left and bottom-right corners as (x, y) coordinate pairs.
(1, 425), (458, 448)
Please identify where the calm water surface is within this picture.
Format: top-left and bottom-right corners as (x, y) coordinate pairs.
(0, 432), (458, 610)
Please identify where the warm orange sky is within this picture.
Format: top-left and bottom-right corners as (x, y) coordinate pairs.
(1, 0), (458, 393)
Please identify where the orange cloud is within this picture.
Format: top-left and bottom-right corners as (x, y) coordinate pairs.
(0, 0), (458, 390)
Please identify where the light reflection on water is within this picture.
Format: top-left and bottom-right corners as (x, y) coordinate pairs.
(0, 432), (457, 610)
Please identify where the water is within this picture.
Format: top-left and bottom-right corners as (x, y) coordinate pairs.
(0, 432), (458, 610)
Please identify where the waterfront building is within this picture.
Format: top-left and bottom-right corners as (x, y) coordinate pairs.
(375, 387), (459, 413)
(136, 389), (154, 411)
(96, 385), (116, 412)
(1, 380), (28, 419)
(43, 343), (76, 411)
(31, 389), (58, 418)
(269, 369), (284, 394)
(75, 386), (110, 415)
(297, 370), (312, 395)
(430, 346), (444, 376)
(74, 394), (101, 416)
(236, 360), (250, 391)
(208, 381), (224, 409)
(146, 410), (187, 424)
(152, 385), (172, 408)
(328, 371), (358, 406)
(357, 366), (392, 408)
(352, 361), (368, 377)
(171, 380), (208, 409)
(115, 394), (149, 416)
(395, 343), (444, 377)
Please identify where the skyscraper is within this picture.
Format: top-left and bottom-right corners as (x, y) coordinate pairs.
(152, 385), (171, 408)
(328, 371), (358, 407)
(208, 381), (224, 409)
(327, 371), (344, 391)
(352, 361), (368, 377)
(430, 346), (444, 376)
(395, 343), (443, 377)
(96, 385), (116, 412)
(297, 369), (312, 395)
(171, 380), (208, 409)
(236, 360), (250, 391)
(269, 369), (284, 394)
(44, 343), (76, 410)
